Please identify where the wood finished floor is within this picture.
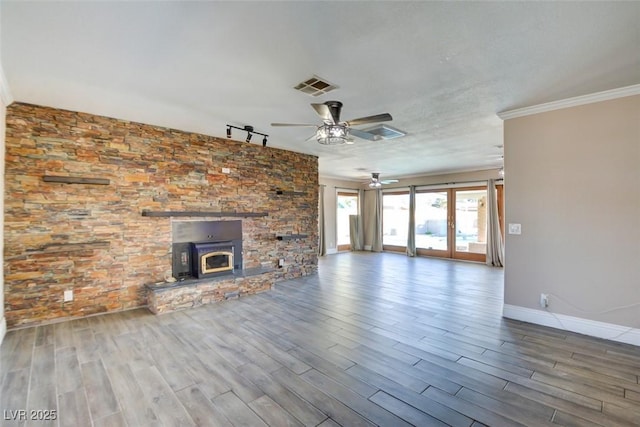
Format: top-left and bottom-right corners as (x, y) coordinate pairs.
(1, 252), (639, 427)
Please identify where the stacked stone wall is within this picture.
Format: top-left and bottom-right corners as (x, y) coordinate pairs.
(4, 103), (318, 327)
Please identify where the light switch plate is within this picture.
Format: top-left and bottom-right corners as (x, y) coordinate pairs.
(508, 223), (522, 235)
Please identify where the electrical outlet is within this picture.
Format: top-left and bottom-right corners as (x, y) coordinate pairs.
(64, 290), (73, 302)
(508, 223), (522, 235)
(222, 167), (231, 174)
(278, 258), (284, 268)
(540, 293), (548, 308)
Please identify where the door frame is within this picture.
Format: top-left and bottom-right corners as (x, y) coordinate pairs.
(336, 190), (359, 252)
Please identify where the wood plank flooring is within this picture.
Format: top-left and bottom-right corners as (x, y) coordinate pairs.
(1, 252), (639, 426)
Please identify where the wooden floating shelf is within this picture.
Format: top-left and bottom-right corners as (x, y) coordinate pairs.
(43, 175), (110, 185)
(28, 240), (110, 254)
(142, 210), (268, 218)
(276, 234), (309, 240)
(274, 190), (306, 196)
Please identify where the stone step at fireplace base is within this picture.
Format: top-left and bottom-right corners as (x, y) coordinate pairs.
(145, 267), (277, 314)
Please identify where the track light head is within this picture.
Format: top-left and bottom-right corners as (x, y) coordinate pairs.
(225, 124), (267, 146)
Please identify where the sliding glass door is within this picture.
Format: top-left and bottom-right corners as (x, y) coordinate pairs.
(413, 186), (494, 261)
(381, 183), (502, 262)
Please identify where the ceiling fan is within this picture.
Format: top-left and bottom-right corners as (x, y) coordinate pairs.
(367, 173), (398, 188)
(271, 101), (392, 145)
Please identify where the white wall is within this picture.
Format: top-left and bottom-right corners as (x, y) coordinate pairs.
(503, 94), (640, 345)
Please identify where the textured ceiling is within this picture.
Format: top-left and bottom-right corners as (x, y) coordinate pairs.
(2, 1), (639, 181)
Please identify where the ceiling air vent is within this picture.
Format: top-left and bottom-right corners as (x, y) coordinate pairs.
(293, 75), (338, 97)
(360, 124), (406, 140)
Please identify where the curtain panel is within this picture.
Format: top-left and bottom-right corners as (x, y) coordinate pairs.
(486, 179), (504, 267)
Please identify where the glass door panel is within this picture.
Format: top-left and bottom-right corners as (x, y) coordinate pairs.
(382, 192), (410, 251)
(415, 191), (450, 256)
(337, 192), (358, 251)
(453, 188), (487, 262)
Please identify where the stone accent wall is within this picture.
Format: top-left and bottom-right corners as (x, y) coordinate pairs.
(4, 103), (318, 328)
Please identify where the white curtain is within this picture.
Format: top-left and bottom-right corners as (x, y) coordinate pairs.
(406, 185), (416, 257)
(356, 189), (365, 250)
(349, 215), (359, 250)
(371, 188), (383, 252)
(486, 179), (504, 267)
(318, 185), (326, 256)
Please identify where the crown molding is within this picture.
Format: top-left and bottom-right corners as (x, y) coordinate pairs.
(497, 83), (640, 120)
(0, 63), (14, 106)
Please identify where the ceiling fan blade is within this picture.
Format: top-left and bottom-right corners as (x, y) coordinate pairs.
(350, 128), (380, 141)
(311, 103), (333, 123)
(271, 123), (318, 127)
(380, 179), (399, 184)
(311, 101), (342, 124)
(304, 133), (317, 142)
(345, 113), (393, 126)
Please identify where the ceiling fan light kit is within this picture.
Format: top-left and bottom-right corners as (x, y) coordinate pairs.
(316, 124), (349, 145)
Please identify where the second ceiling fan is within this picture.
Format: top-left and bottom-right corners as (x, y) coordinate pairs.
(271, 101), (392, 145)
(367, 173), (398, 188)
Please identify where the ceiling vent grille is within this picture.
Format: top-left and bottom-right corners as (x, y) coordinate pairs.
(293, 75), (338, 97)
(361, 124), (406, 140)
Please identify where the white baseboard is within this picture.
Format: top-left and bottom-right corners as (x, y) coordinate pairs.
(326, 248), (338, 255)
(503, 304), (640, 347)
(0, 316), (6, 346)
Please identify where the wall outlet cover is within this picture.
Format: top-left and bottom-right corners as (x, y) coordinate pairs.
(508, 223), (522, 235)
(540, 293), (548, 308)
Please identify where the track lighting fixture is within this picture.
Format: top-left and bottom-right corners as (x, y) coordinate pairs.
(225, 124), (268, 147)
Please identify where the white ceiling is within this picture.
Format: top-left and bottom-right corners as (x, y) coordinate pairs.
(2, 1), (639, 181)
